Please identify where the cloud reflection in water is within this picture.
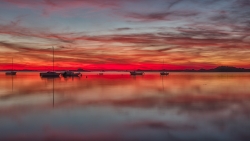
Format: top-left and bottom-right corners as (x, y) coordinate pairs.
(0, 72), (250, 141)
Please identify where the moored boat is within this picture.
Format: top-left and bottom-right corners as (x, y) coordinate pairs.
(62, 71), (82, 77)
(40, 47), (60, 78)
(40, 71), (61, 77)
(130, 71), (144, 75)
(160, 60), (169, 75)
(160, 72), (169, 75)
(6, 71), (16, 75)
(6, 58), (16, 75)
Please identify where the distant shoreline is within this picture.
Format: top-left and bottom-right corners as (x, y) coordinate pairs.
(1, 71), (250, 73)
(1, 66), (250, 73)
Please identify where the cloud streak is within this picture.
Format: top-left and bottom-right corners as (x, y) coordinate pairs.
(0, 0), (250, 70)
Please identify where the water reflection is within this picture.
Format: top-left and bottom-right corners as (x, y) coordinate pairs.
(0, 72), (250, 141)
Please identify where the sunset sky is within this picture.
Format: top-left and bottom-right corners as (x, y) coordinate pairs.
(0, 0), (250, 70)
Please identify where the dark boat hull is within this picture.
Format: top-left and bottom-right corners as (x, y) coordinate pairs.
(62, 74), (82, 77)
(6, 71), (16, 75)
(160, 72), (169, 75)
(130, 72), (144, 75)
(40, 72), (61, 77)
(61, 71), (82, 77)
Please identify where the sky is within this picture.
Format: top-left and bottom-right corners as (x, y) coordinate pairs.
(0, 0), (250, 70)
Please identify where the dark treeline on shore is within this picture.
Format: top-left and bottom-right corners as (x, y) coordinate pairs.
(142, 66), (250, 72)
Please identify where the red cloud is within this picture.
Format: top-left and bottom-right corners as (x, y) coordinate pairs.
(1, 1), (250, 70)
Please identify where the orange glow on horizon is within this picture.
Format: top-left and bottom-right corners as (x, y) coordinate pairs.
(1, 63), (249, 71)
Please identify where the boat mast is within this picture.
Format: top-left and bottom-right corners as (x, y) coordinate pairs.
(163, 59), (166, 71)
(162, 59), (164, 71)
(53, 46), (54, 71)
(12, 57), (13, 71)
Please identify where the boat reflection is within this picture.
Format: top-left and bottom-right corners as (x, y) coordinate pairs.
(0, 72), (250, 141)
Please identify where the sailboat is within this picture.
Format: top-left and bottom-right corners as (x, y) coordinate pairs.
(40, 47), (61, 77)
(160, 60), (169, 75)
(6, 58), (16, 75)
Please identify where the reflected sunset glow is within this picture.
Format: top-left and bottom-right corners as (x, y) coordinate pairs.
(0, 72), (250, 140)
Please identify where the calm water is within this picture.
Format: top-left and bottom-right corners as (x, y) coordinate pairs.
(0, 72), (250, 141)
